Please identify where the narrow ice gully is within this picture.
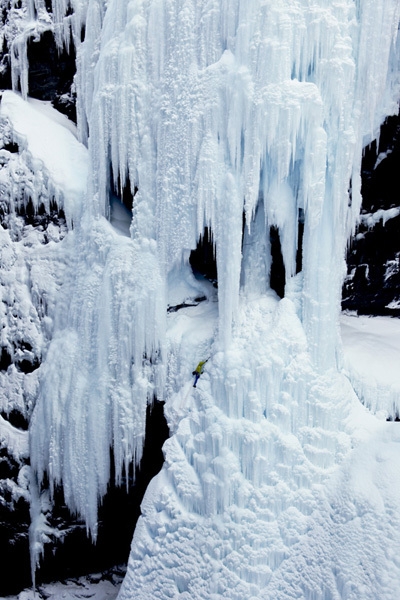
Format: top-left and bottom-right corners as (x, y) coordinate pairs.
(3, 0), (400, 597)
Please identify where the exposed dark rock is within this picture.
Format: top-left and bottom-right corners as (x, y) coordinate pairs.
(16, 199), (67, 232)
(0, 446), (31, 596)
(0, 497), (31, 596)
(296, 208), (304, 274)
(27, 30), (77, 122)
(15, 358), (38, 373)
(0, 401), (169, 594)
(0, 447), (22, 479)
(2, 141), (19, 153)
(360, 113), (400, 213)
(1, 338), (41, 375)
(0, 9), (77, 122)
(167, 296), (207, 312)
(1, 409), (29, 431)
(343, 214), (400, 315)
(0, 41), (12, 90)
(343, 110), (400, 315)
(0, 346), (12, 371)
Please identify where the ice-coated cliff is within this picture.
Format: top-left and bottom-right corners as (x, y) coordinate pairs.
(1, 0), (400, 597)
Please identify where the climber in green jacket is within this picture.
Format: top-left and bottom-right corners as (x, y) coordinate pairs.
(192, 359), (208, 388)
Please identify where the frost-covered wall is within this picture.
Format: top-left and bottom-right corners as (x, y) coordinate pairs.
(0, 90), (79, 592)
(17, 0), (400, 595)
(28, 0), (400, 530)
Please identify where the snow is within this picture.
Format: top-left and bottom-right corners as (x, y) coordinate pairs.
(341, 314), (400, 418)
(26, 97), (79, 138)
(374, 148), (393, 169)
(0, 91), (88, 225)
(386, 298), (400, 309)
(359, 206), (400, 228)
(1, 0), (399, 598)
(0, 566), (124, 600)
(0, 413), (29, 460)
(118, 303), (400, 600)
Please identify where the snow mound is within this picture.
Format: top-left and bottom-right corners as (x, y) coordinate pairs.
(0, 91), (88, 225)
(341, 314), (400, 418)
(119, 298), (400, 600)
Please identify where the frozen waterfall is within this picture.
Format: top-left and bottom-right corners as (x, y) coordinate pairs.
(22, 0), (400, 597)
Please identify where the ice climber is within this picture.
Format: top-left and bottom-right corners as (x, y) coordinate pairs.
(192, 359), (208, 387)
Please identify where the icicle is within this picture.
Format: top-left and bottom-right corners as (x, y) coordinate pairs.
(241, 200), (271, 297)
(11, 33), (29, 99)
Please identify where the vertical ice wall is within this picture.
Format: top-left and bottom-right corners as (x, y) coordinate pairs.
(29, 0), (400, 577)
(76, 0), (399, 362)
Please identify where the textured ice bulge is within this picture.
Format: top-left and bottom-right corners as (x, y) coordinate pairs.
(26, 0), (400, 597)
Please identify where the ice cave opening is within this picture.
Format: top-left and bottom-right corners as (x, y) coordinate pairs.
(269, 226), (285, 298)
(189, 227), (218, 287)
(111, 170), (137, 214)
(296, 208), (305, 275)
(109, 170), (137, 235)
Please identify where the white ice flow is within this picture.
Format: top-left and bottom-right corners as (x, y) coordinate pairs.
(5, 0), (397, 597)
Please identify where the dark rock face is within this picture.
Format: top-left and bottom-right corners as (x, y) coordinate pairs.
(33, 400), (169, 590)
(0, 31), (12, 91)
(0, 398), (169, 596)
(342, 112), (400, 316)
(0, 478), (32, 596)
(0, 10), (76, 123)
(27, 30), (77, 122)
